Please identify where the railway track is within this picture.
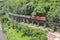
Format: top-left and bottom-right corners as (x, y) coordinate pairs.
(8, 13), (60, 32)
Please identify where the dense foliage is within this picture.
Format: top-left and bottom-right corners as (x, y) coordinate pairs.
(0, 0), (60, 40)
(0, 16), (46, 40)
(1, 0), (60, 23)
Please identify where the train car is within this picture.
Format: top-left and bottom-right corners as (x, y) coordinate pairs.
(30, 16), (46, 26)
(35, 16), (46, 21)
(19, 15), (31, 23)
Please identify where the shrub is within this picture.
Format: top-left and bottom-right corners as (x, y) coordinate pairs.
(21, 25), (32, 36)
(1, 17), (47, 40)
(30, 37), (39, 40)
(32, 28), (41, 37)
(17, 24), (22, 31)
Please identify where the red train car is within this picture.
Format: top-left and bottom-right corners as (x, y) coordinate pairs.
(31, 16), (46, 21)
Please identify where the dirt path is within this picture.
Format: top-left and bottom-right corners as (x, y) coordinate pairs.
(47, 31), (60, 40)
(0, 22), (7, 40)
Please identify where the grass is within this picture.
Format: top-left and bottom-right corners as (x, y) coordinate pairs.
(6, 28), (31, 40)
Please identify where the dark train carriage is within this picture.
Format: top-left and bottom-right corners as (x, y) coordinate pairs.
(19, 15), (31, 23)
(15, 16), (20, 22)
(19, 15), (26, 22)
(23, 15), (31, 23)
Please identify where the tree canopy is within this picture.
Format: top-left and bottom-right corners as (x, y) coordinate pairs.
(0, 0), (60, 23)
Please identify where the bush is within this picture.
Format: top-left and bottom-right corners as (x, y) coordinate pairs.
(32, 28), (41, 37)
(16, 23), (22, 31)
(30, 37), (39, 40)
(21, 25), (33, 36)
(1, 17), (46, 40)
(40, 34), (47, 40)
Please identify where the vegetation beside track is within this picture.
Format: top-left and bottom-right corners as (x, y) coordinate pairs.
(0, 14), (46, 40)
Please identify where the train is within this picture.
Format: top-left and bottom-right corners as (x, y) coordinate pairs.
(9, 13), (46, 21)
(8, 13), (46, 26)
(8, 13), (60, 32)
